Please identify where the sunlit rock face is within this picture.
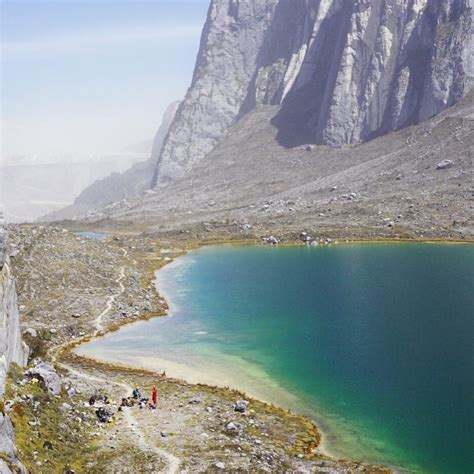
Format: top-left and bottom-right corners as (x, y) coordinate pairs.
(0, 215), (28, 473)
(0, 215), (28, 397)
(153, 0), (473, 183)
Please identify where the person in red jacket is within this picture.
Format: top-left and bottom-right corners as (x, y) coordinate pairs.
(152, 384), (158, 407)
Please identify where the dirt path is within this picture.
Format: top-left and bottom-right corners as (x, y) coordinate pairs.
(59, 361), (181, 474)
(51, 247), (181, 473)
(93, 248), (127, 335)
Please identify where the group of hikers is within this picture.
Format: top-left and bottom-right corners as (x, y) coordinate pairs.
(119, 385), (158, 411)
(89, 385), (159, 422)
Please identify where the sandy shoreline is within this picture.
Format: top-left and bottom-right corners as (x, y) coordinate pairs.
(73, 244), (348, 457)
(74, 242), (396, 464)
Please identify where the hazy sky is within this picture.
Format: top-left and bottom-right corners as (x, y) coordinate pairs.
(1, 0), (209, 162)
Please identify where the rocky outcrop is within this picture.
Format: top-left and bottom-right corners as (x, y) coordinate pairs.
(25, 362), (61, 395)
(0, 214), (28, 473)
(153, 0), (473, 183)
(0, 413), (26, 473)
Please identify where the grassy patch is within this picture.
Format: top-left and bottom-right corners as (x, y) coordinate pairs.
(5, 363), (102, 473)
(22, 330), (52, 361)
(91, 445), (165, 473)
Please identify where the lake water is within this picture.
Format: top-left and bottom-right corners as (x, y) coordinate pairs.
(77, 231), (109, 241)
(77, 244), (474, 473)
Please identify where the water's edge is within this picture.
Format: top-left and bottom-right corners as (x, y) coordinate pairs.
(76, 242), (473, 473)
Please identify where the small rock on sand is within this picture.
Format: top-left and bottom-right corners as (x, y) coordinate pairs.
(226, 422), (238, 433)
(436, 159), (454, 170)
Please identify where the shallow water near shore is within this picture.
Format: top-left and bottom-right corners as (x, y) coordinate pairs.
(78, 243), (474, 473)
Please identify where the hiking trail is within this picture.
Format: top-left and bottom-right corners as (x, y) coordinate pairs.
(51, 247), (181, 474)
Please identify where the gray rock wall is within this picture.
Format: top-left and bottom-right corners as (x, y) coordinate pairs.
(153, 0), (280, 184)
(0, 214), (28, 473)
(0, 214), (28, 397)
(153, 0), (473, 183)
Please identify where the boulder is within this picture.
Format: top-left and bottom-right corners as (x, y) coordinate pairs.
(436, 159), (454, 170)
(24, 328), (37, 338)
(0, 414), (17, 460)
(67, 387), (77, 398)
(225, 421), (238, 433)
(26, 362), (62, 395)
(262, 236), (279, 245)
(234, 400), (249, 413)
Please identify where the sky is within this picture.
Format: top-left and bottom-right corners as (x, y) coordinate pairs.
(1, 0), (209, 163)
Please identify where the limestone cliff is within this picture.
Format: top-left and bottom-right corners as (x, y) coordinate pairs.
(0, 214), (28, 473)
(0, 215), (28, 397)
(153, 0), (473, 184)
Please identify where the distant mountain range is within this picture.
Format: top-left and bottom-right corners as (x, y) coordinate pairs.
(44, 101), (180, 222)
(1, 153), (147, 223)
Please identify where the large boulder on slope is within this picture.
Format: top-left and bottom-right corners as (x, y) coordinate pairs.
(26, 362), (61, 395)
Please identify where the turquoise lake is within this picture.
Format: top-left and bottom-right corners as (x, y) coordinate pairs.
(78, 244), (474, 473)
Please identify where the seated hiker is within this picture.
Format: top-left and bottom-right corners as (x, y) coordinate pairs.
(132, 388), (141, 399)
(96, 407), (113, 423)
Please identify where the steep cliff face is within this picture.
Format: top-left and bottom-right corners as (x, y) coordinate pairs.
(273, 0), (474, 146)
(0, 216), (28, 397)
(153, 0), (473, 183)
(153, 0), (280, 184)
(0, 215), (28, 473)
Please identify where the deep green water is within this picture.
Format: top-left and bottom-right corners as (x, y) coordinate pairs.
(79, 244), (474, 473)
